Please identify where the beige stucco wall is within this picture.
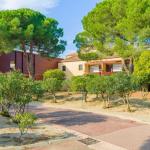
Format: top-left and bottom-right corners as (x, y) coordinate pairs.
(58, 61), (86, 79)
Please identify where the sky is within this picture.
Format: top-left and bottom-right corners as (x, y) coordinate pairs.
(0, 0), (100, 56)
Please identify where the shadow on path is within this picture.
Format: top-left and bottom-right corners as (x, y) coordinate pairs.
(36, 110), (107, 126)
(140, 137), (150, 150)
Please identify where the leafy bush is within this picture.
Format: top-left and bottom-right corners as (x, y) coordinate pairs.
(31, 80), (45, 101)
(13, 113), (37, 139)
(0, 71), (34, 116)
(86, 75), (102, 99)
(113, 73), (137, 111)
(61, 79), (71, 92)
(43, 69), (65, 81)
(43, 78), (62, 103)
(71, 76), (88, 102)
(134, 50), (150, 98)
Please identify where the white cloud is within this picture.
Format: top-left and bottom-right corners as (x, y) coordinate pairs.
(0, 0), (59, 14)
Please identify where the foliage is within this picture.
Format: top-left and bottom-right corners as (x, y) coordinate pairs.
(113, 72), (137, 111)
(43, 69), (65, 81)
(134, 51), (150, 88)
(71, 76), (88, 102)
(78, 51), (99, 61)
(102, 76), (116, 108)
(0, 9), (66, 78)
(74, 0), (150, 71)
(61, 79), (71, 92)
(43, 78), (61, 103)
(86, 75), (102, 98)
(0, 71), (34, 116)
(13, 113), (37, 138)
(31, 80), (45, 101)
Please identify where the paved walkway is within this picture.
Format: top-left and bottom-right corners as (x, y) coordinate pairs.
(29, 104), (150, 150)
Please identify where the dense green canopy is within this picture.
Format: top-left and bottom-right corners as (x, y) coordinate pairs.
(74, 0), (150, 60)
(0, 8), (66, 57)
(0, 9), (66, 78)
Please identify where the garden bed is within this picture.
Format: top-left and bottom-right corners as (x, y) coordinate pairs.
(0, 115), (75, 150)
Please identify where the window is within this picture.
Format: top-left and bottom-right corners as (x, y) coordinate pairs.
(79, 64), (83, 71)
(10, 61), (15, 70)
(62, 65), (66, 71)
(90, 65), (100, 73)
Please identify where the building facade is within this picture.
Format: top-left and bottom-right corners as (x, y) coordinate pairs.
(0, 51), (62, 79)
(58, 53), (127, 79)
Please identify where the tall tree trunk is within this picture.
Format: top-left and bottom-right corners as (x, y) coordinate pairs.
(125, 95), (131, 112)
(107, 96), (110, 108)
(84, 92), (88, 102)
(53, 93), (57, 103)
(122, 59), (130, 75)
(122, 57), (134, 75)
(23, 42), (34, 79)
(129, 57), (134, 74)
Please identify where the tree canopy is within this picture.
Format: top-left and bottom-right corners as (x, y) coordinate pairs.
(0, 9), (66, 78)
(74, 0), (149, 63)
(134, 50), (150, 89)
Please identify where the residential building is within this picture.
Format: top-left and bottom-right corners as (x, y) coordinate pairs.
(58, 53), (128, 79)
(0, 51), (62, 79)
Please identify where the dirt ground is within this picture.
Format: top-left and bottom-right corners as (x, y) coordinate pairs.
(0, 115), (74, 150)
(43, 91), (150, 124)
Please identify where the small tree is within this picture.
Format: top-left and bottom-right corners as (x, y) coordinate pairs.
(134, 51), (150, 99)
(0, 73), (10, 116)
(71, 76), (88, 102)
(43, 78), (61, 103)
(86, 75), (102, 99)
(31, 80), (45, 101)
(61, 79), (71, 94)
(103, 76), (116, 108)
(0, 71), (34, 116)
(13, 113), (37, 140)
(113, 73), (136, 111)
(43, 69), (65, 81)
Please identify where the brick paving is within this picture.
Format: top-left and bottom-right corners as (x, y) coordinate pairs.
(31, 106), (141, 137)
(29, 104), (150, 150)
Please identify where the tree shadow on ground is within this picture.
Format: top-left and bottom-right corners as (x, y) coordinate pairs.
(130, 98), (150, 109)
(0, 116), (17, 129)
(36, 110), (107, 126)
(140, 137), (150, 150)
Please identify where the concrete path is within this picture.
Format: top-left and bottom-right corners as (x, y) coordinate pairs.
(29, 104), (150, 150)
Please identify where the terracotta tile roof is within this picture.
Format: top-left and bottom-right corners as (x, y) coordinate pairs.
(61, 53), (81, 62)
(60, 52), (122, 63)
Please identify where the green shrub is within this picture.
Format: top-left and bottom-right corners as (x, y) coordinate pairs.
(71, 76), (88, 102)
(31, 80), (45, 101)
(43, 78), (61, 103)
(134, 50), (150, 98)
(0, 71), (34, 116)
(13, 113), (37, 139)
(61, 79), (71, 92)
(43, 69), (65, 81)
(113, 72), (136, 111)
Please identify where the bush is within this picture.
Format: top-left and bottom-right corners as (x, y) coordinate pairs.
(113, 72), (136, 111)
(86, 75), (102, 99)
(43, 78), (62, 103)
(13, 113), (37, 139)
(102, 75), (116, 108)
(61, 79), (71, 92)
(43, 69), (65, 81)
(71, 76), (88, 102)
(134, 50), (150, 98)
(31, 80), (45, 101)
(0, 71), (34, 116)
